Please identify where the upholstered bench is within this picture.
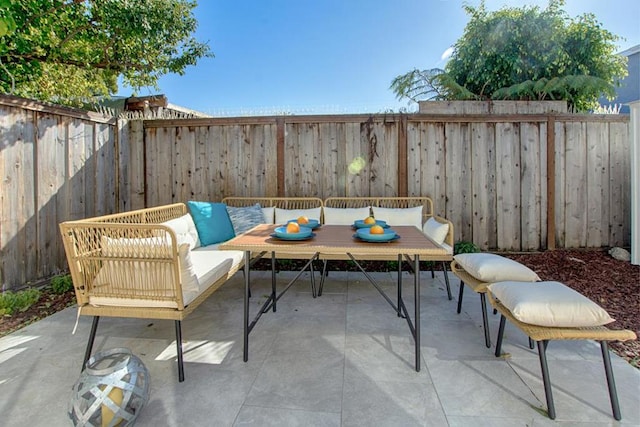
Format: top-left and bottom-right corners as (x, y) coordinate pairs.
(487, 281), (637, 420)
(451, 253), (540, 347)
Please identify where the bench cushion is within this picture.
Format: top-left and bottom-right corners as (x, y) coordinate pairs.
(488, 281), (615, 327)
(323, 206), (371, 225)
(454, 253), (541, 283)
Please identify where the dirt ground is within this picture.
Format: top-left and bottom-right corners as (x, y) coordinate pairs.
(1, 249), (638, 367)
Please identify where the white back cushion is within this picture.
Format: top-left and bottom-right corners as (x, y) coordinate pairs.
(372, 206), (422, 229)
(423, 217), (449, 245)
(161, 214), (201, 249)
(275, 207), (322, 224)
(323, 206), (371, 225)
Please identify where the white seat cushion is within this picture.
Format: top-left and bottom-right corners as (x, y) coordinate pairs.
(488, 281), (615, 327)
(454, 253), (541, 282)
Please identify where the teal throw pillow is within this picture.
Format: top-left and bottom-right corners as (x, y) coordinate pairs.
(187, 201), (235, 245)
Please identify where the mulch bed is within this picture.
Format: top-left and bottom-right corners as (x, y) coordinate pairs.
(1, 249), (638, 367)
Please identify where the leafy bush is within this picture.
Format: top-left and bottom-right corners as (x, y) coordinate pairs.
(454, 241), (481, 255)
(0, 288), (41, 316)
(50, 274), (73, 294)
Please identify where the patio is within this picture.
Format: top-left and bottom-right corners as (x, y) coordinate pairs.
(1, 269), (639, 426)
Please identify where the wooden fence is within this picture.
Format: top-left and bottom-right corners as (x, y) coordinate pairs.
(1, 95), (118, 290)
(0, 96), (632, 290)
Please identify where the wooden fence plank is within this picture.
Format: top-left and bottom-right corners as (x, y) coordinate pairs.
(471, 122), (496, 250)
(496, 122), (521, 250)
(445, 122), (472, 242)
(554, 120), (566, 247)
(346, 121), (366, 197)
(94, 123), (114, 216)
(564, 122), (587, 247)
(586, 122), (608, 247)
(608, 121), (629, 246)
(520, 122), (542, 250)
(36, 113), (65, 277)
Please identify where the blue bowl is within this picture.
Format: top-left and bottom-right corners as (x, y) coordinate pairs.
(353, 219), (387, 229)
(355, 227), (397, 242)
(287, 218), (320, 229)
(274, 225), (313, 238)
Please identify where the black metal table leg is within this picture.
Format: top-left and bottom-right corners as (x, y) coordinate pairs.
(318, 259), (328, 296)
(397, 254), (402, 317)
(243, 251), (251, 362)
(271, 252), (277, 312)
(441, 261), (452, 300)
(414, 254), (421, 372)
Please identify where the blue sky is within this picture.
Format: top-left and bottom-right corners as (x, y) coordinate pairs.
(118, 0), (640, 115)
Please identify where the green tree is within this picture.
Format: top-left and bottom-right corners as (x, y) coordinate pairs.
(0, 0), (212, 106)
(391, 0), (627, 111)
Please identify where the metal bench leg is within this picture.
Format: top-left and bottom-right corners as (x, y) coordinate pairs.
(175, 320), (185, 382)
(479, 293), (491, 348)
(456, 282), (464, 314)
(537, 340), (555, 419)
(82, 316), (100, 372)
(529, 338), (535, 349)
(600, 341), (622, 420)
(495, 315), (506, 357)
(441, 261), (452, 300)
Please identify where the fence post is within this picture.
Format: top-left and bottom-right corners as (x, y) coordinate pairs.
(630, 101), (640, 265)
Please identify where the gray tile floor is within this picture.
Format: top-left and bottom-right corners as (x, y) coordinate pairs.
(1, 269), (639, 426)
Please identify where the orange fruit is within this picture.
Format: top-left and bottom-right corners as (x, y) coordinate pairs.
(286, 222), (300, 233)
(370, 225), (385, 234)
(363, 216), (376, 225)
(297, 215), (309, 224)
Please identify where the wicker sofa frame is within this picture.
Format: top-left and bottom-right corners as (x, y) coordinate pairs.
(59, 203), (245, 382)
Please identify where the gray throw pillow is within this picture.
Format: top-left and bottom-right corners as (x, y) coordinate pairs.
(226, 203), (265, 235)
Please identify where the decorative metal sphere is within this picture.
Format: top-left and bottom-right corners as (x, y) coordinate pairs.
(69, 348), (150, 426)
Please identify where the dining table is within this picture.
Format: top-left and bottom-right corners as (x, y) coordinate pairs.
(219, 223), (453, 371)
